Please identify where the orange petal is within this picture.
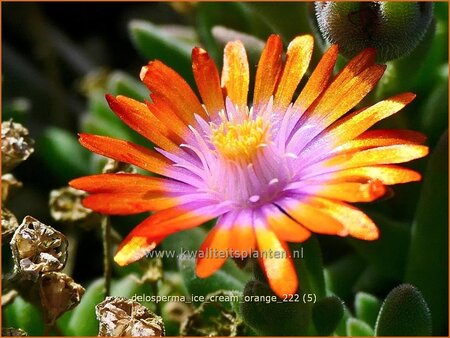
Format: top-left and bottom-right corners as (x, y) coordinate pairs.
(294, 44), (339, 112)
(69, 173), (191, 193)
(274, 35), (314, 112)
(196, 216), (233, 278)
(107, 95), (183, 152)
(308, 165), (422, 185)
(328, 47), (377, 91)
(147, 95), (192, 141)
(254, 212), (298, 297)
(221, 40), (249, 109)
(253, 34), (283, 111)
(276, 197), (345, 235)
(262, 204), (311, 242)
(78, 134), (170, 176)
(192, 47), (225, 120)
(82, 192), (180, 214)
(335, 129), (427, 154)
(304, 144), (429, 177)
(298, 196), (379, 240)
(230, 209), (256, 257)
(141, 60), (207, 124)
(307, 64), (386, 127)
(301, 180), (387, 203)
(114, 201), (231, 266)
(302, 93), (417, 158)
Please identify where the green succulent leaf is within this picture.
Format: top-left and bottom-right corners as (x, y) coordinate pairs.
(38, 127), (91, 182)
(63, 278), (105, 336)
(354, 292), (382, 328)
(312, 295), (344, 335)
(3, 296), (45, 336)
(244, 3), (311, 43)
(106, 71), (148, 102)
(346, 317), (374, 336)
(405, 131), (448, 335)
(375, 284), (432, 336)
(196, 2), (251, 64)
(129, 20), (194, 85)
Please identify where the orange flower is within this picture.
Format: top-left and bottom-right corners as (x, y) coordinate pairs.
(70, 35), (428, 297)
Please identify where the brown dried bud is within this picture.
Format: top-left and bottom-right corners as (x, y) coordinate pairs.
(39, 272), (85, 325)
(102, 159), (136, 174)
(10, 216), (68, 279)
(96, 296), (165, 336)
(1, 120), (34, 173)
(2, 328), (28, 336)
(49, 186), (101, 227)
(2, 207), (19, 242)
(2, 174), (23, 202)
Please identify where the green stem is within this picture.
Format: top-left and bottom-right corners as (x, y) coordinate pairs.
(102, 216), (112, 297)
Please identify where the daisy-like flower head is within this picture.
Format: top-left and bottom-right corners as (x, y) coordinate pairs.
(70, 35), (428, 297)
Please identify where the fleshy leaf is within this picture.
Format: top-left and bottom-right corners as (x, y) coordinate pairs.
(64, 279), (104, 336)
(129, 20), (193, 85)
(38, 127), (91, 182)
(405, 131), (448, 335)
(3, 296), (45, 336)
(346, 317), (374, 336)
(374, 284), (432, 336)
(355, 292), (382, 328)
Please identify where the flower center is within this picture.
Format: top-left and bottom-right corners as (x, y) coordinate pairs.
(210, 117), (268, 161)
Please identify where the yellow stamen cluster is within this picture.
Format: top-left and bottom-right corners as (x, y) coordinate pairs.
(211, 117), (268, 161)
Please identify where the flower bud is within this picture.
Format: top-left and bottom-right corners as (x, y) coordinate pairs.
(95, 296), (165, 336)
(1, 120), (34, 173)
(10, 216), (68, 279)
(39, 272), (85, 325)
(314, 2), (434, 61)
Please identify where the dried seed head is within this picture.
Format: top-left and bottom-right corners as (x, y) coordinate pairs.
(2, 174), (23, 202)
(96, 296), (165, 337)
(2, 207), (19, 242)
(39, 272), (85, 325)
(2, 328), (28, 336)
(10, 216), (68, 279)
(1, 120), (34, 173)
(49, 186), (101, 227)
(102, 159), (136, 174)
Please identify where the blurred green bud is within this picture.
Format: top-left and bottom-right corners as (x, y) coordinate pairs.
(314, 2), (434, 61)
(375, 284), (432, 336)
